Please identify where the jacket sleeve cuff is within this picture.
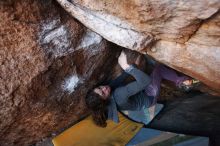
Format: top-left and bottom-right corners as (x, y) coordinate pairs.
(125, 64), (136, 73)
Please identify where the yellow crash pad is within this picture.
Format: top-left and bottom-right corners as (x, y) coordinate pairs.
(52, 113), (143, 146)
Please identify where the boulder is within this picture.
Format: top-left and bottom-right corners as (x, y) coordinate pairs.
(1, 0), (220, 145)
(0, 0), (120, 145)
(149, 93), (220, 137)
(56, 0), (220, 93)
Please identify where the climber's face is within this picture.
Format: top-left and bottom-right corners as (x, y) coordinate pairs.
(94, 85), (111, 100)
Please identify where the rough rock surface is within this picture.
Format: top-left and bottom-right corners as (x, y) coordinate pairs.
(0, 0), (120, 145)
(56, 0), (220, 93)
(149, 93), (220, 136)
(1, 0), (220, 145)
(148, 12), (220, 93)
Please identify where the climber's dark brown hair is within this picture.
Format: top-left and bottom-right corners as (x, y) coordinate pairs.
(85, 89), (109, 127)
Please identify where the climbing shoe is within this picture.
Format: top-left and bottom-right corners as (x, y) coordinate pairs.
(179, 79), (200, 92)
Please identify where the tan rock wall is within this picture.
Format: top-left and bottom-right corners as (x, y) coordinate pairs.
(72, 0), (219, 42)
(57, 0), (220, 93)
(147, 12), (220, 92)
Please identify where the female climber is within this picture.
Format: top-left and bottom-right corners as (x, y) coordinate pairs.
(85, 51), (197, 127)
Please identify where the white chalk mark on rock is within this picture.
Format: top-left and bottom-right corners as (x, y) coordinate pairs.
(43, 26), (69, 48)
(41, 19), (59, 33)
(39, 19), (75, 58)
(62, 75), (81, 93)
(77, 30), (102, 49)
